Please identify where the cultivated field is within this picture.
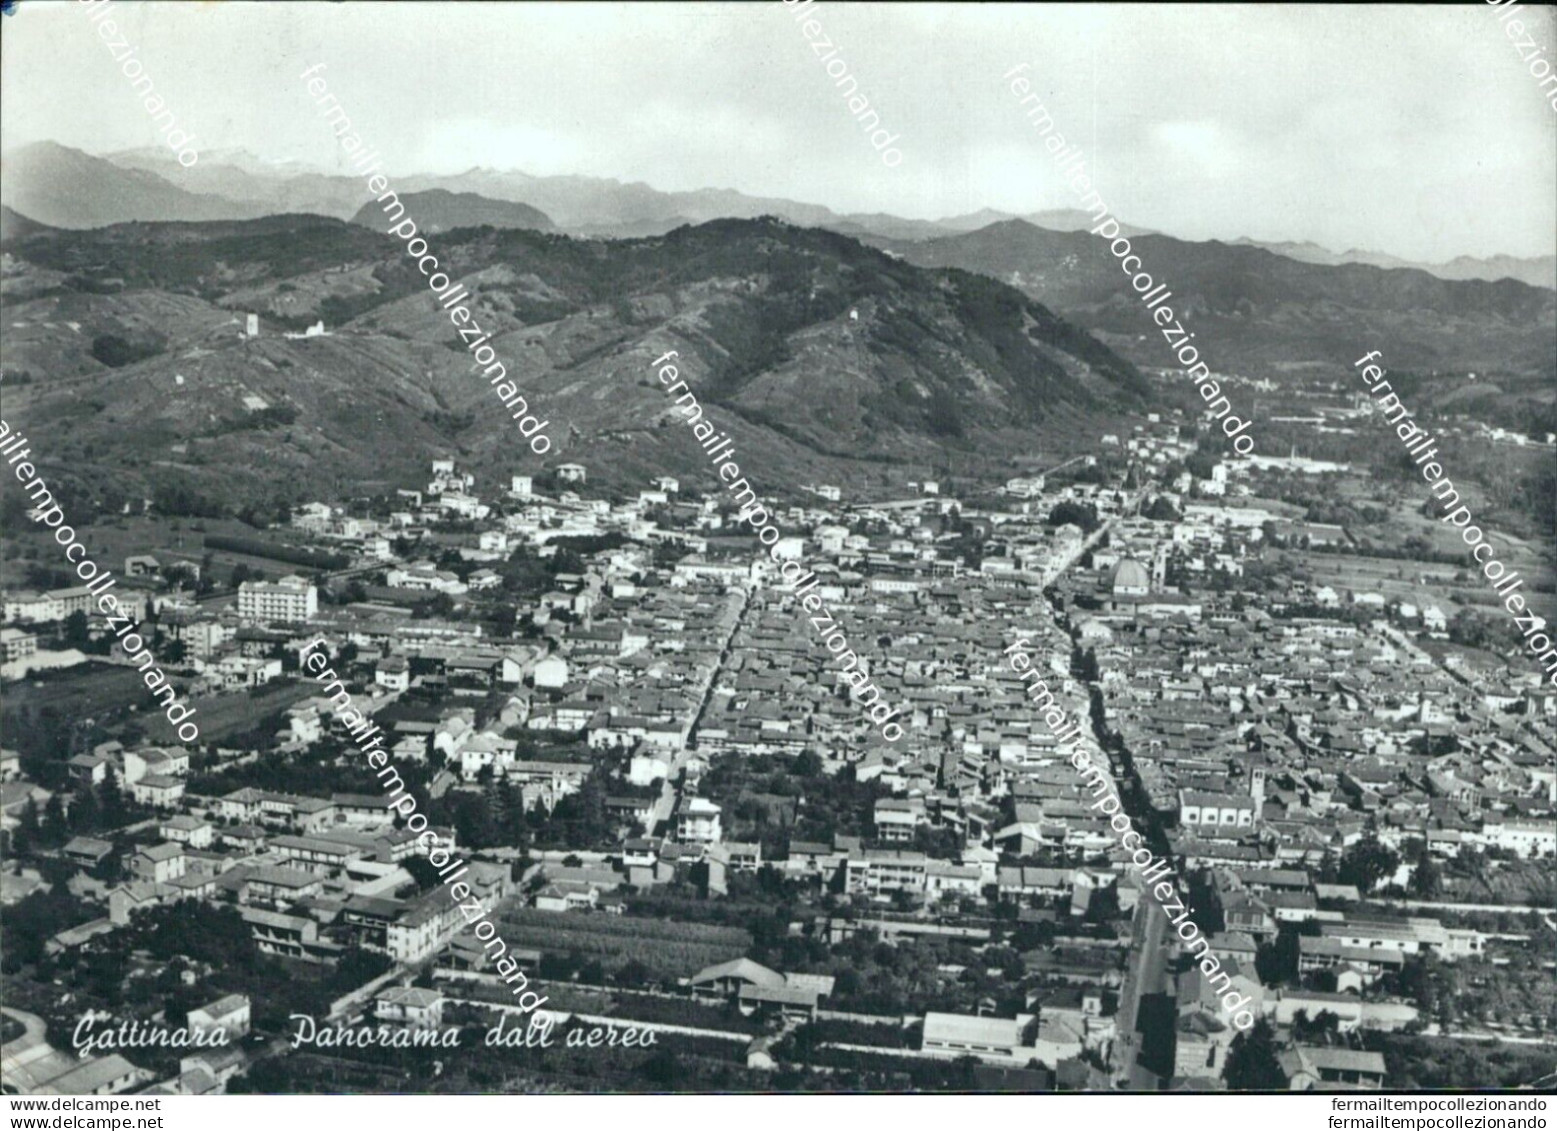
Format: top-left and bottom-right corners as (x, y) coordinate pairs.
(494, 906), (752, 979)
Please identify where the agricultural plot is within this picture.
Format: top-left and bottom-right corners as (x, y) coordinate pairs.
(495, 907), (752, 979)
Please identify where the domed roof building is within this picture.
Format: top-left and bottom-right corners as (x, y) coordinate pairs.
(1108, 557), (1151, 597)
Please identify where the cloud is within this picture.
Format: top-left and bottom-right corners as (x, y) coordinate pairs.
(1150, 121), (1236, 178)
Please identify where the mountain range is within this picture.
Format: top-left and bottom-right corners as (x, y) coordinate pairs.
(0, 210), (1149, 509)
(4, 142), (1551, 288)
(1229, 238), (1556, 291)
(1, 141), (1551, 513)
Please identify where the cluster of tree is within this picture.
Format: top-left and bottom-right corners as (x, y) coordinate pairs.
(1304, 501), (1391, 527)
(529, 772), (612, 849)
(39, 899), (394, 1049)
(411, 592), (460, 620)
(152, 481), (226, 519)
(1446, 607), (1526, 654)
(1337, 830), (1402, 896)
(123, 900), (264, 971)
(1363, 1030), (1555, 1090)
(923, 386), (966, 439)
(703, 755), (888, 854)
(1050, 459), (1118, 487)
(90, 332), (166, 368)
(189, 734), (410, 799)
(322, 579), (370, 607)
(1045, 501), (1100, 533)
(1406, 840), (1444, 899)
(1254, 923), (1309, 986)
(771, 923), (1018, 1019)
(1438, 428), (1557, 538)
(1223, 1018), (1289, 1089)
(651, 540), (689, 569)
(495, 545), (554, 598)
(0, 883), (101, 973)
(1141, 495), (1182, 523)
(234, 499), (294, 529)
(19, 561), (77, 592)
(9, 773), (136, 858)
(57, 610), (111, 656)
(424, 778), (536, 852)
(8, 704), (96, 780)
(1289, 1008), (1345, 1045)
(1307, 530), (1463, 565)
(549, 532), (629, 562)
(227, 563), (270, 589)
(1183, 447), (1221, 482)
(202, 533), (350, 571)
(494, 536), (627, 599)
(214, 405), (301, 436)
(6, 469), (118, 528)
(929, 509), (991, 571)
(1266, 599), (1376, 627)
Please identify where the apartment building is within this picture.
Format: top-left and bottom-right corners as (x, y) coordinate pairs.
(0, 627), (38, 663)
(237, 575), (318, 624)
(845, 849), (929, 897)
(676, 796), (723, 845)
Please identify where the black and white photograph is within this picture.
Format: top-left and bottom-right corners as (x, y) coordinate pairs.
(0, 0), (1554, 1110)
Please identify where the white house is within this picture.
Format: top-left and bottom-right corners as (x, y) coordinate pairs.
(533, 656), (569, 689)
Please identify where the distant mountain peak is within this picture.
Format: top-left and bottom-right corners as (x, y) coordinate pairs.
(0, 141), (266, 228)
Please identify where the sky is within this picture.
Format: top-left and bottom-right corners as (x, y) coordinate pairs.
(3, 1), (1554, 263)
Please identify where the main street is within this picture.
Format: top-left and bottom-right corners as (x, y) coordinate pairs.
(1029, 464), (1174, 1088)
(650, 584), (749, 835)
(1111, 900), (1173, 1089)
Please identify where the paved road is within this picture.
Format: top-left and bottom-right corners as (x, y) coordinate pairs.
(1038, 488), (1144, 587)
(1112, 899), (1171, 1090)
(1036, 473), (1168, 1091)
(655, 586), (748, 833)
(1, 1007), (79, 1095)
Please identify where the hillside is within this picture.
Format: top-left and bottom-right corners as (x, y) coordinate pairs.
(348, 190), (554, 235)
(0, 215), (1149, 509)
(0, 205), (54, 241)
(879, 221), (1557, 378)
